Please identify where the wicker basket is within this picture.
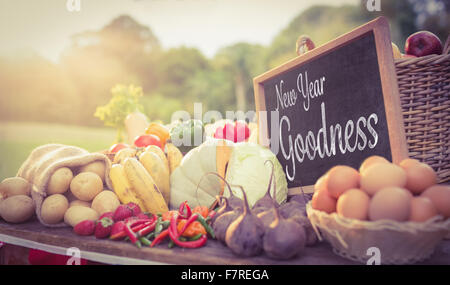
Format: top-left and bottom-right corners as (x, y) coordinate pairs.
(306, 202), (450, 264)
(395, 37), (450, 183)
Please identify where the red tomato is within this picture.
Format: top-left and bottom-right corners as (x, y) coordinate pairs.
(134, 134), (162, 149)
(234, 121), (250, 142)
(109, 143), (130, 153)
(223, 123), (236, 142)
(214, 126), (225, 139)
(214, 122), (250, 143)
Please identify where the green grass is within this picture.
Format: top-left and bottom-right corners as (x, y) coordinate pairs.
(0, 121), (116, 180)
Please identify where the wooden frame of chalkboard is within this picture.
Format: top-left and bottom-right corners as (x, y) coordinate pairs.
(253, 17), (408, 195)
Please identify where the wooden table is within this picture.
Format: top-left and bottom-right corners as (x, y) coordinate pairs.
(0, 218), (449, 265)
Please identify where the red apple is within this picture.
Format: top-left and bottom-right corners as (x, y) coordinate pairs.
(108, 143), (130, 153)
(134, 134), (162, 149)
(405, 31), (442, 57)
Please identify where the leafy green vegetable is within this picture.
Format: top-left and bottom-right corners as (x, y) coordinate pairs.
(225, 142), (288, 207)
(94, 84), (144, 142)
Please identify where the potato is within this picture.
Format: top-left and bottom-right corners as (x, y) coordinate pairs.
(0, 195), (34, 223)
(91, 190), (120, 215)
(0, 177), (31, 199)
(47, 167), (73, 195)
(69, 199), (91, 208)
(41, 194), (69, 224)
(79, 161), (106, 183)
(64, 206), (99, 227)
(70, 172), (103, 201)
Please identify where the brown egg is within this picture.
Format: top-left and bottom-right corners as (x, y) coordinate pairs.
(336, 189), (370, 220)
(359, 155), (390, 174)
(314, 173), (329, 192)
(360, 163), (407, 196)
(409, 197), (438, 222)
(421, 185), (450, 218)
(369, 187), (411, 221)
(327, 165), (360, 199)
(401, 162), (437, 195)
(311, 183), (336, 214)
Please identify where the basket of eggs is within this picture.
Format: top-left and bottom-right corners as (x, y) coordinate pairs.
(306, 156), (450, 265)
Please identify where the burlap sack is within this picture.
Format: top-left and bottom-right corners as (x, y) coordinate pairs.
(17, 144), (113, 227)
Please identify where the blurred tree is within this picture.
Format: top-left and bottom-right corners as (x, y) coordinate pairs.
(155, 46), (210, 104)
(0, 53), (79, 124)
(184, 68), (234, 114)
(411, 0), (449, 43)
(141, 93), (184, 123)
(266, 5), (364, 69)
(60, 15), (161, 126)
(214, 43), (267, 111)
(358, 0), (448, 49)
(1, 6), (447, 128)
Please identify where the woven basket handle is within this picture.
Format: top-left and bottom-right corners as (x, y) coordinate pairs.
(296, 35), (315, 56)
(443, 35), (450, 55)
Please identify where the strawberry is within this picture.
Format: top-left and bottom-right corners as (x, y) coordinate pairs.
(99, 211), (114, 220)
(127, 202), (142, 216)
(95, 217), (114, 239)
(110, 221), (126, 240)
(135, 212), (151, 220)
(113, 205), (133, 221)
(73, 220), (95, 236)
(113, 203), (142, 222)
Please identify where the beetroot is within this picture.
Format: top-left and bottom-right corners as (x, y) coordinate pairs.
(252, 160), (278, 212)
(211, 196), (235, 226)
(262, 206), (306, 259)
(225, 186), (265, 257)
(213, 210), (240, 244)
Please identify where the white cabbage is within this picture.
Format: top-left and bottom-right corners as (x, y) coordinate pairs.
(224, 142), (288, 208)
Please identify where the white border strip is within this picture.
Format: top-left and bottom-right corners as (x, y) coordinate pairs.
(0, 233), (170, 265)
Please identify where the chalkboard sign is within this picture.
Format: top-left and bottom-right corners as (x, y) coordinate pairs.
(253, 17), (408, 194)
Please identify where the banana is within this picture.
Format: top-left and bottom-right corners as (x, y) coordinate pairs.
(145, 145), (169, 171)
(139, 151), (170, 204)
(165, 143), (183, 174)
(109, 164), (146, 210)
(123, 157), (169, 214)
(113, 147), (137, 165)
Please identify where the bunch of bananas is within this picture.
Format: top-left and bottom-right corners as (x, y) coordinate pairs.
(109, 143), (183, 214)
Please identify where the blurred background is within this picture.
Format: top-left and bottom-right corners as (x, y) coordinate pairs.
(0, 0), (448, 178)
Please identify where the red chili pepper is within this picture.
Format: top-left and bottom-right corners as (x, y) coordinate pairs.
(126, 218), (152, 228)
(137, 221), (157, 237)
(168, 226), (208, 248)
(125, 224), (139, 246)
(167, 213), (207, 248)
(170, 213), (181, 239)
(178, 201), (192, 219)
(110, 221), (153, 240)
(150, 229), (170, 247)
(179, 213), (199, 236)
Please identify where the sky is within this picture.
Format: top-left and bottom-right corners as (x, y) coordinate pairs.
(0, 0), (358, 62)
